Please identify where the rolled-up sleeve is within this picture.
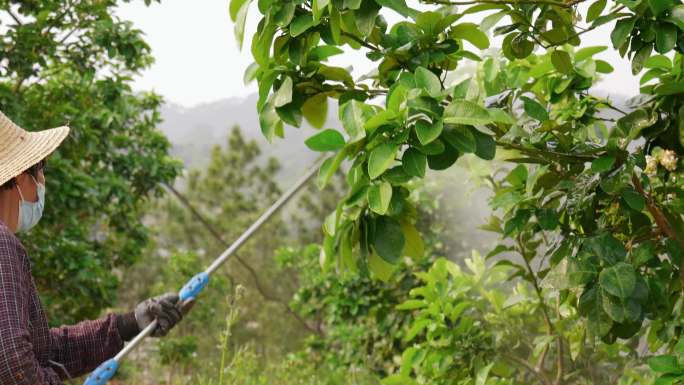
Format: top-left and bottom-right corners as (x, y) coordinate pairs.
(0, 231), (61, 384)
(49, 314), (124, 378)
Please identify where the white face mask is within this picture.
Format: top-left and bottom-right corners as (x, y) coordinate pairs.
(16, 175), (45, 233)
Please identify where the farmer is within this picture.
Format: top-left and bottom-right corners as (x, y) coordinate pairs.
(0, 111), (183, 384)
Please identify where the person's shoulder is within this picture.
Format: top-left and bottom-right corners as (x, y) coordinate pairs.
(0, 221), (25, 258)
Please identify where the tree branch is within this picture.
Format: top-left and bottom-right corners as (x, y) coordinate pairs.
(497, 141), (598, 163)
(422, 0), (587, 8)
(631, 173), (684, 287)
(546, 5), (626, 47)
(341, 31), (381, 52)
(503, 352), (553, 385)
(554, 297), (565, 385)
(7, 8), (23, 26)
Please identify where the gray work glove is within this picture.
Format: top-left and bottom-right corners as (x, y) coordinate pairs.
(134, 292), (184, 337)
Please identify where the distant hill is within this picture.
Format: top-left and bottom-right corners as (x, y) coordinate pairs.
(158, 92), (632, 184)
(158, 94), (341, 185)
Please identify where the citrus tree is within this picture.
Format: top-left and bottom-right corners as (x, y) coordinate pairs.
(234, 0), (684, 381)
(0, 0), (181, 324)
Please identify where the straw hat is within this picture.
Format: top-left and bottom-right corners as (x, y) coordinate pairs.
(0, 110), (70, 186)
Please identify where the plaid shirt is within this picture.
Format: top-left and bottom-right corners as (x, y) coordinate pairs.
(0, 221), (124, 384)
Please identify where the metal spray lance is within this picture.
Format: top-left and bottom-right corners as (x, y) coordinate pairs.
(82, 158), (323, 385)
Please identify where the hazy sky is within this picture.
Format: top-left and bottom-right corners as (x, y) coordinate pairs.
(116, 0), (642, 108)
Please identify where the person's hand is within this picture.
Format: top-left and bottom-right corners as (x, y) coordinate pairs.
(134, 293), (184, 337)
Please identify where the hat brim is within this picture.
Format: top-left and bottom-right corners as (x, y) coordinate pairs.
(0, 125), (70, 186)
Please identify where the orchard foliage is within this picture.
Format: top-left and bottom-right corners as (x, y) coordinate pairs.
(236, 0), (684, 381)
(0, 0), (180, 324)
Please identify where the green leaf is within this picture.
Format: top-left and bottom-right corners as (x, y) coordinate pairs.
(579, 286), (613, 337)
(310, 45), (344, 61)
(481, 12), (505, 32)
(600, 170), (627, 195)
(401, 220), (424, 259)
(450, 23), (490, 49)
(387, 83), (408, 112)
(427, 141), (460, 170)
(475, 363), (494, 385)
(257, 70), (277, 110)
(302, 94), (328, 128)
(402, 148), (427, 178)
(319, 64), (353, 85)
(644, 55), (672, 69)
(648, 355), (682, 373)
(365, 110), (397, 132)
(622, 188), (645, 211)
(396, 299), (427, 310)
(344, 0), (362, 9)
(317, 150), (346, 188)
(273, 76), (293, 107)
(415, 139), (445, 155)
(488, 108), (515, 124)
(472, 128), (496, 160)
(274, 2), (295, 27)
(443, 125), (476, 153)
(243, 62), (259, 85)
(408, 96), (443, 118)
(616, 108), (656, 138)
(656, 23), (678, 54)
(632, 45), (653, 75)
(575, 46), (608, 62)
(403, 318), (430, 342)
(415, 67), (442, 97)
(541, 258), (597, 290)
(305, 129), (346, 152)
(520, 96), (549, 121)
(374, 0), (418, 18)
(415, 119), (443, 145)
(290, 14), (315, 37)
(330, 6), (342, 43)
(368, 144), (399, 179)
(591, 154), (616, 172)
(382, 375), (418, 385)
(632, 241), (656, 267)
(259, 101), (284, 141)
(535, 209), (558, 231)
(586, 233), (626, 264)
(443, 100), (494, 125)
(599, 262), (637, 298)
(602, 293), (641, 323)
(340, 100), (368, 142)
(233, 0), (253, 49)
(668, 5), (684, 31)
(596, 60), (614, 73)
(373, 216), (405, 263)
(368, 252), (397, 282)
(654, 82), (684, 95)
(230, 0), (249, 20)
(416, 11), (443, 36)
(649, 0), (675, 17)
(355, 0), (381, 36)
(506, 164), (528, 186)
(504, 209), (531, 236)
(368, 182), (393, 214)
(611, 18), (636, 49)
(312, 0), (330, 21)
(510, 34), (534, 58)
(340, 227), (357, 272)
(551, 50), (573, 74)
(541, 28), (570, 45)
(587, 0), (607, 22)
